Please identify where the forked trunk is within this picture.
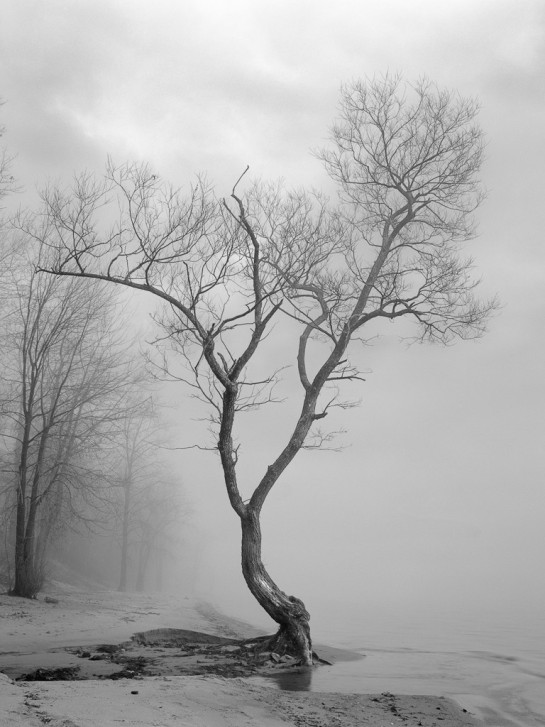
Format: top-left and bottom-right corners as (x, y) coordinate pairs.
(240, 508), (312, 665)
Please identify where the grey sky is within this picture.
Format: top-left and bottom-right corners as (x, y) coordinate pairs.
(1, 0), (544, 627)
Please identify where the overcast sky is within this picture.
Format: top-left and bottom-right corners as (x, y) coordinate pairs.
(1, 0), (544, 635)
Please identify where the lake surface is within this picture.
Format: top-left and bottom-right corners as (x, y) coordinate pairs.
(249, 600), (545, 727)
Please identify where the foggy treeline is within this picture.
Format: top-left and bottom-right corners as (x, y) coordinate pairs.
(0, 116), (186, 597)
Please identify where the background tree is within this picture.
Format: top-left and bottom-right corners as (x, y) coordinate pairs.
(115, 403), (148, 592)
(114, 400), (185, 592)
(0, 105), (20, 588)
(0, 241), (137, 597)
(132, 475), (184, 592)
(36, 76), (494, 662)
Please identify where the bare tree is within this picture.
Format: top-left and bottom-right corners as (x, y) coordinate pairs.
(0, 103), (18, 587)
(115, 404), (149, 592)
(0, 241), (137, 597)
(113, 400), (184, 592)
(132, 475), (184, 592)
(36, 76), (495, 662)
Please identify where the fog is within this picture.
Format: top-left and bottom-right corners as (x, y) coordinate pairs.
(1, 0), (544, 639)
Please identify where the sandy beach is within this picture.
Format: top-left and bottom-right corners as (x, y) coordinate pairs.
(0, 584), (482, 727)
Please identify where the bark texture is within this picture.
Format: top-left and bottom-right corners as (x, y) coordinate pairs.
(240, 508), (312, 665)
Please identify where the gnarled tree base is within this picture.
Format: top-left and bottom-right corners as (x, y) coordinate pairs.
(240, 628), (330, 667)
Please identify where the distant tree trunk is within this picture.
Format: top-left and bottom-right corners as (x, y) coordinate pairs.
(13, 485), (29, 596)
(240, 508), (312, 665)
(118, 481), (131, 591)
(135, 558), (145, 591)
(12, 426), (48, 598)
(13, 498), (44, 598)
(154, 549), (163, 591)
(13, 502), (44, 598)
(13, 412), (32, 596)
(135, 537), (149, 591)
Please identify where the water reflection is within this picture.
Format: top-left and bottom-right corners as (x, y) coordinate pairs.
(263, 667), (314, 691)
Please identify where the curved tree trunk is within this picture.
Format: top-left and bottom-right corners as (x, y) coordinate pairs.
(240, 507), (312, 665)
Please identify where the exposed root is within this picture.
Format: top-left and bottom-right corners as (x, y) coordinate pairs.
(240, 630), (331, 666)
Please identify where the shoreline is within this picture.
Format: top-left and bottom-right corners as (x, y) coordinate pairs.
(0, 585), (483, 727)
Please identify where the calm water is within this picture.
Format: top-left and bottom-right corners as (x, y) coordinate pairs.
(249, 600), (545, 727)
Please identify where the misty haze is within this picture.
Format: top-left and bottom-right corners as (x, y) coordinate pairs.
(1, 2), (544, 727)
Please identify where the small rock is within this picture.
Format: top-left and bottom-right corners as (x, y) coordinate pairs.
(131, 690), (139, 695)
(44, 596), (59, 604)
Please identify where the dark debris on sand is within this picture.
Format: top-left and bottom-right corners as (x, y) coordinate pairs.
(16, 628), (320, 682)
